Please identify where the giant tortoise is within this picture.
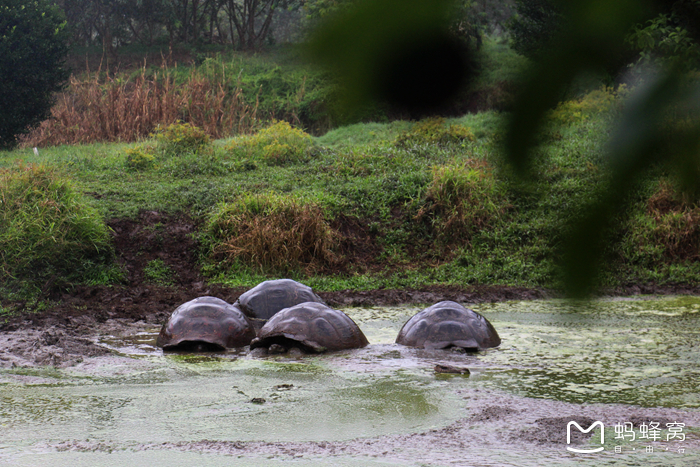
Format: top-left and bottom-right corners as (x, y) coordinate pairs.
(250, 302), (369, 353)
(157, 296), (256, 351)
(396, 301), (500, 350)
(235, 279), (326, 325)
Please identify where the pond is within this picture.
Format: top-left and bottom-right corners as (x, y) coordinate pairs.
(1, 297), (699, 466)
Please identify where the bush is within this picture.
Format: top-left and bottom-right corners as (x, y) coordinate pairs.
(395, 117), (475, 147)
(152, 122), (211, 157)
(507, 0), (562, 60)
(0, 165), (114, 293)
(205, 193), (340, 273)
(624, 180), (700, 264)
(415, 159), (506, 245)
(0, 0), (70, 149)
(225, 121), (314, 165)
(124, 123), (211, 170)
(547, 86), (628, 126)
(124, 145), (157, 171)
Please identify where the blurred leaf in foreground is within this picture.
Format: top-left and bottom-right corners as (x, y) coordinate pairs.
(506, 0), (700, 296)
(307, 0), (700, 296)
(306, 0), (478, 119)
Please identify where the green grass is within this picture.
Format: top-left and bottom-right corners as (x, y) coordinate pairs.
(5, 99), (694, 293)
(143, 259), (176, 286)
(3, 45), (699, 303)
(0, 164), (118, 299)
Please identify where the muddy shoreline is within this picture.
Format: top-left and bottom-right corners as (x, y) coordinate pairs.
(4, 209), (698, 367)
(3, 289), (700, 466)
(2, 283), (550, 368)
(1, 282), (699, 369)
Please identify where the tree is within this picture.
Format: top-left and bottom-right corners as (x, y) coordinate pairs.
(224, 0), (301, 50)
(508, 0), (562, 59)
(0, 0), (70, 149)
(509, 0), (700, 66)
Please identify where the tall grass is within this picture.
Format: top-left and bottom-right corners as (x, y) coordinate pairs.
(20, 51), (334, 148)
(416, 158), (507, 245)
(623, 180), (700, 264)
(21, 66), (259, 147)
(0, 164), (116, 294)
(205, 193), (341, 274)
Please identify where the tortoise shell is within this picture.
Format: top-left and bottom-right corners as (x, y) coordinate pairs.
(249, 302), (369, 353)
(396, 301), (500, 350)
(235, 279), (326, 322)
(157, 296), (256, 351)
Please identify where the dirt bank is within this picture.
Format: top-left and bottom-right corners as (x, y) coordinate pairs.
(2, 210), (699, 368)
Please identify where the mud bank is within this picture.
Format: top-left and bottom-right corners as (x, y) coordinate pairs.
(44, 391), (697, 466)
(0, 283), (553, 368)
(2, 283), (699, 368)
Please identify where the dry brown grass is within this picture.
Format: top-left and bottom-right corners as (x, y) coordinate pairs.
(646, 179), (700, 261)
(20, 67), (259, 148)
(206, 194), (341, 274)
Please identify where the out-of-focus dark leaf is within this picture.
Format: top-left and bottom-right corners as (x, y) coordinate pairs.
(562, 71), (700, 297)
(505, 0), (650, 174)
(305, 0), (700, 297)
(305, 0), (477, 118)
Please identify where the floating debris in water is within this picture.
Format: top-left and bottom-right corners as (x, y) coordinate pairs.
(434, 364), (470, 375)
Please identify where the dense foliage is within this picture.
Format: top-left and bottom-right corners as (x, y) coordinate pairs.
(0, 0), (70, 149)
(507, 0), (561, 59)
(508, 0), (700, 67)
(0, 165), (115, 296)
(58, 0), (304, 51)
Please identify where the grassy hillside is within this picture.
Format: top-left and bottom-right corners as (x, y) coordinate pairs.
(2, 40), (698, 313)
(2, 85), (699, 309)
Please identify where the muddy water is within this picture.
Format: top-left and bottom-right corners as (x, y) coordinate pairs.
(1, 297), (699, 466)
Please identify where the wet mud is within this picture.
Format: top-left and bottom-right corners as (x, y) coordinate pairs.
(2, 212), (700, 465)
(27, 386), (700, 467)
(2, 299), (700, 466)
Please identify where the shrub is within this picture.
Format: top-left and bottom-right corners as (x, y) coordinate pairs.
(0, 164), (114, 292)
(152, 122), (211, 157)
(205, 193), (340, 273)
(395, 117), (475, 147)
(124, 145), (157, 171)
(547, 86), (628, 126)
(225, 121), (314, 165)
(624, 180), (700, 264)
(124, 123), (211, 171)
(0, 0), (70, 149)
(416, 158), (506, 245)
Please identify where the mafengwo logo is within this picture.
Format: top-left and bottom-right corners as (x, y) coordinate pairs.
(566, 421), (605, 453)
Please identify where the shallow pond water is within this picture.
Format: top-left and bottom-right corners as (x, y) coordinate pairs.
(1, 297), (699, 466)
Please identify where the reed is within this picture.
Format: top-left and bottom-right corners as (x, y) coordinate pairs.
(21, 66), (259, 147)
